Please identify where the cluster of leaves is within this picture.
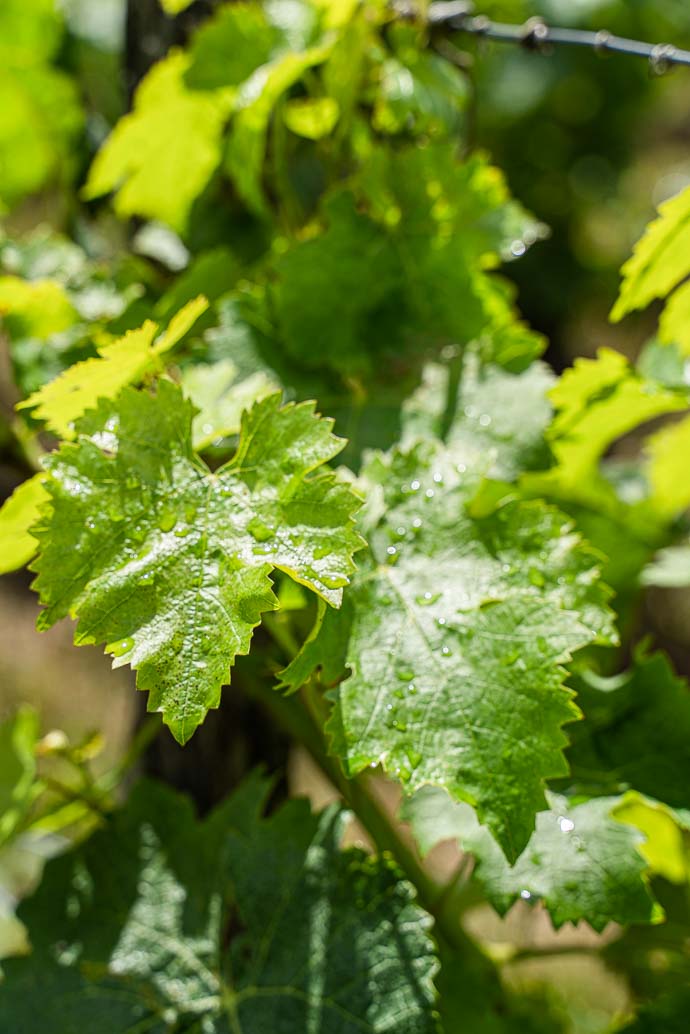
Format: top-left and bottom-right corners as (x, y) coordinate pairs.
(1, 1), (690, 1032)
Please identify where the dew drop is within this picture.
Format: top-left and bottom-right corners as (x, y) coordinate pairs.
(456, 463), (466, 474)
(501, 563), (513, 574)
(392, 719), (408, 733)
(407, 683), (417, 695)
(110, 636), (134, 657)
(433, 472), (443, 484)
(436, 617), (446, 626)
(174, 526), (190, 538)
(416, 591), (440, 606)
(138, 572), (154, 587)
(397, 669), (415, 682)
(412, 517), (423, 530)
(511, 240), (526, 257)
(441, 645), (452, 657)
(193, 660), (208, 670)
(410, 480), (421, 492)
(520, 889), (532, 900)
(558, 816), (575, 833)
(425, 488), (435, 499)
(252, 545), (271, 556)
(478, 414), (492, 428)
(386, 545), (398, 558)
(85, 518), (96, 530)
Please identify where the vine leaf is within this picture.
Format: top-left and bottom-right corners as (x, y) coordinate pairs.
(0, 474), (49, 575)
(0, 776), (438, 1033)
(17, 297), (208, 438)
(567, 650), (690, 810)
(612, 184), (690, 321)
(84, 52), (234, 231)
(281, 441), (615, 860)
(403, 785), (660, 932)
(31, 382), (363, 743)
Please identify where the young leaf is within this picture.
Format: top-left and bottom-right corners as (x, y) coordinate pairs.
(0, 474), (49, 574)
(403, 785), (660, 932)
(282, 441), (615, 860)
(31, 382), (363, 742)
(180, 357), (279, 449)
(18, 297), (208, 438)
(612, 185), (690, 321)
(84, 52), (234, 231)
(644, 414), (690, 520)
(0, 777), (438, 1033)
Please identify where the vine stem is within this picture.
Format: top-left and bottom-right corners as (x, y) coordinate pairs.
(248, 673), (497, 977)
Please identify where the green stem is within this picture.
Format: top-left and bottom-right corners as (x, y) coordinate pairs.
(250, 678), (495, 972)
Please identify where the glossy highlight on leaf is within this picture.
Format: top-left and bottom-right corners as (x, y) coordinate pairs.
(31, 382), (363, 742)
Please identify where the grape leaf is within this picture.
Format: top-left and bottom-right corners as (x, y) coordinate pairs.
(184, 2), (280, 91)
(281, 440), (615, 859)
(658, 279), (690, 356)
(0, 709), (40, 846)
(613, 794), (690, 885)
(225, 43), (333, 215)
(31, 382), (363, 742)
(401, 354), (554, 480)
(403, 785), (659, 931)
(0, 275), (77, 338)
(18, 297), (208, 438)
(612, 185), (690, 321)
(180, 358), (279, 450)
(84, 52), (235, 231)
(0, 776), (438, 1033)
(644, 414), (690, 520)
(566, 651), (690, 810)
(0, 474), (49, 575)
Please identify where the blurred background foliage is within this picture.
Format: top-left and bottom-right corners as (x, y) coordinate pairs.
(2, 2), (690, 1032)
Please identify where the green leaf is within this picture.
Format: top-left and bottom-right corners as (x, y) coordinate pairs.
(18, 297), (208, 438)
(181, 358), (279, 450)
(401, 354), (554, 480)
(644, 414), (690, 520)
(269, 145), (544, 377)
(0, 276), (78, 338)
(403, 785), (659, 931)
(0, 709), (40, 846)
(31, 382), (363, 742)
(84, 52), (235, 232)
(658, 279), (690, 356)
(0, 777), (438, 1032)
(612, 185), (690, 321)
(284, 95), (340, 139)
(282, 441), (615, 859)
(0, 0), (83, 209)
(0, 474), (49, 575)
(613, 794), (690, 885)
(567, 651), (690, 811)
(184, 2), (279, 91)
(226, 43), (333, 215)
(160, 0), (194, 12)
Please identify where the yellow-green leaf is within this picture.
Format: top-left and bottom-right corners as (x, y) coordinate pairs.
(0, 474), (49, 575)
(18, 297), (208, 438)
(84, 53), (234, 231)
(612, 185), (690, 321)
(284, 96), (340, 139)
